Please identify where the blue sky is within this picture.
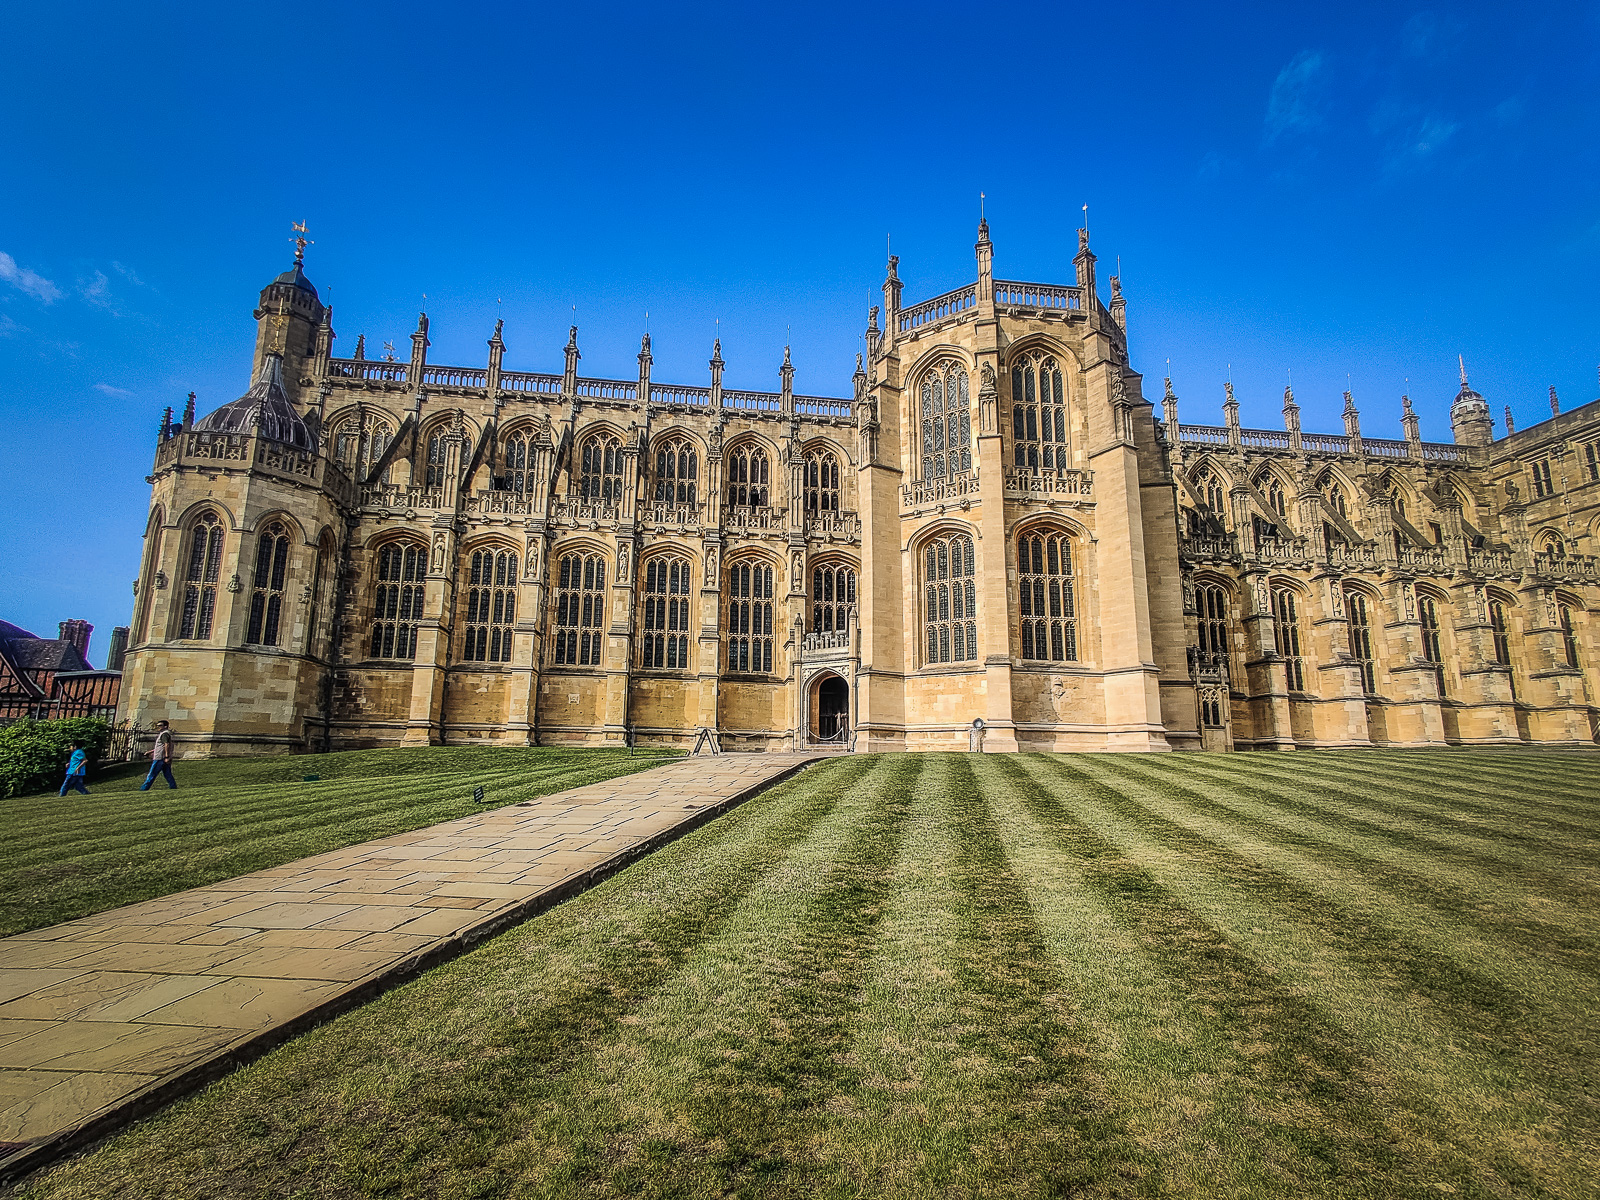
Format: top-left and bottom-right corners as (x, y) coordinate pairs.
(2, 1), (1597, 665)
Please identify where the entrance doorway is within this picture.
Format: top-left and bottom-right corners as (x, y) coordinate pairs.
(815, 675), (850, 743)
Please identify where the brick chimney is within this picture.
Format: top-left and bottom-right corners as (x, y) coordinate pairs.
(58, 619), (92, 666)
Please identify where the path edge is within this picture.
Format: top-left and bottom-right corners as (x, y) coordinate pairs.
(0, 755), (822, 1188)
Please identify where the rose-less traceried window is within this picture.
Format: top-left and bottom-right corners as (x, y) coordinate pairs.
(727, 560), (774, 673)
(425, 433), (446, 488)
(1272, 587), (1307, 692)
(925, 534), (977, 665)
(334, 416), (393, 484)
(245, 522), (291, 646)
(371, 541), (424, 660)
(553, 552), (607, 666)
(1559, 604), (1581, 669)
(1419, 593), (1447, 695)
(726, 446), (769, 509)
(580, 436), (623, 503)
(921, 362), (971, 481)
(1011, 354), (1067, 471)
(812, 564), (856, 632)
(804, 450), (840, 514)
(641, 556), (691, 669)
(463, 548), (517, 663)
(1196, 582), (1229, 676)
(1346, 588), (1377, 692)
(501, 433), (530, 495)
(653, 437), (698, 506)
(179, 511), (225, 639)
(1018, 531), (1077, 663)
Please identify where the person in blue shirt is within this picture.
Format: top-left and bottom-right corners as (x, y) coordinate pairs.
(59, 742), (90, 796)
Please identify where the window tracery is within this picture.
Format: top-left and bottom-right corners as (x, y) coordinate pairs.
(553, 552), (607, 666)
(811, 564), (856, 632)
(1272, 587), (1306, 691)
(425, 432), (446, 488)
(653, 437), (698, 507)
(921, 362), (972, 481)
(179, 511), (224, 640)
(1346, 588), (1376, 692)
(641, 556), (691, 669)
(334, 416), (393, 484)
(463, 548), (517, 663)
(1010, 354), (1066, 471)
(726, 445), (769, 509)
(245, 522), (291, 646)
(1559, 605), (1581, 669)
(1418, 593), (1446, 695)
(1195, 582), (1229, 677)
(501, 433), (530, 496)
(804, 449), (840, 514)
(580, 436), (623, 503)
(924, 533), (977, 665)
(371, 541), (424, 660)
(726, 560), (774, 673)
(1017, 531), (1076, 663)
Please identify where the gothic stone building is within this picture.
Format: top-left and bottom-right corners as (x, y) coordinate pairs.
(116, 224), (1600, 755)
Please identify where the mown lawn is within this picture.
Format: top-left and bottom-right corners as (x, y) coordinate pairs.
(11, 751), (1600, 1200)
(0, 746), (678, 936)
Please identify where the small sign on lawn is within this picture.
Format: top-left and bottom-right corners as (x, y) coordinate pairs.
(473, 785), (486, 804)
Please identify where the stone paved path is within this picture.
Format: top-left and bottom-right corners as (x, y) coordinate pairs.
(0, 753), (819, 1179)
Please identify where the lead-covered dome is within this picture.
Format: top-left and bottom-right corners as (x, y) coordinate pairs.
(193, 353), (318, 452)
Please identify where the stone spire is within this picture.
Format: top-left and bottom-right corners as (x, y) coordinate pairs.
(638, 331), (653, 401)
(975, 216), (994, 308)
(353, 333), (366, 360)
(183, 391), (196, 430)
(1108, 274), (1126, 332)
(1505, 405), (1515, 435)
(1282, 384), (1301, 451)
(1222, 380), (1239, 428)
(1162, 374), (1179, 443)
(408, 310), (430, 384)
(780, 342), (795, 414)
(1343, 388), (1363, 453)
(883, 253), (902, 341)
(1449, 355), (1492, 447)
(1073, 225), (1097, 310)
(1401, 393), (1420, 452)
(1550, 385), (1561, 416)
(709, 337), (725, 408)
(159, 405), (173, 443)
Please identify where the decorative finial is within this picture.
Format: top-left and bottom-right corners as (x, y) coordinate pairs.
(1459, 354), (1469, 386)
(1549, 385), (1560, 416)
(290, 220), (312, 265)
(783, 343), (792, 367)
(183, 391), (196, 428)
(1504, 405), (1515, 434)
(1283, 385), (1296, 409)
(382, 340), (397, 362)
(566, 324), (578, 350)
(353, 333), (365, 360)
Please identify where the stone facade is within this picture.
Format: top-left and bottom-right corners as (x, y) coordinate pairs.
(116, 225), (1600, 756)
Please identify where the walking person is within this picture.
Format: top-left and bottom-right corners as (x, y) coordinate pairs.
(140, 720), (178, 790)
(58, 741), (91, 796)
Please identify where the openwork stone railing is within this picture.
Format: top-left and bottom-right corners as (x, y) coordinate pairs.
(328, 359), (409, 383)
(722, 389), (783, 412)
(1398, 546), (1450, 572)
(467, 489), (539, 515)
(724, 505), (783, 533)
(1533, 552), (1600, 581)
(795, 395), (852, 418)
(1327, 543), (1378, 569)
(994, 280), (1084, 312)
(900, 473), (982, 509)
(1003, 467), (1093, 499)
(422, 365), (488, 388)
(642, 503), (701, 528)
(553, 499), (620, 524)
(1251, 539), (1314, 566)
(498, 370), (564, 395)
(1364, 438), (1412, 460)
(1300, 432), (1352, 454)
(1177, 423), (1470, 464)
(898, 285), (977, 333)
(1178, 424), (1230, 446)
(363, 484), (447, 510)
(805, 510), (861, 538)
(1179, 535), (1239, 561)
(803, 629), (852, 654)
(649, 383), (714, 407)
(1467, 548), (1516, 573)
(574, 377), (637, 401)
(1240, 428), (1292, 450)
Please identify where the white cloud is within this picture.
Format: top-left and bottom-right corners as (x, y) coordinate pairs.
(1197, 151), (1224, 182)
(112, 261), (145, 286)
(0, 251), (63, 303)
(0, 313), (23, 337)
(1264, 51), (1326, 146)
(94, 382), (134, 398)
(81, 269), (115, 310)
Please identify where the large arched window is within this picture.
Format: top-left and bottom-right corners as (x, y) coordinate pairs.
(726, 560), (774, 673)
(726, 445), (769, 509)
(334, 415), (393, 484)
(1261, 474), (1288, 518)
(1559, 604), (1581, 669)
(653, 437), (698, 507)
(924, 533), (977, 665)
(371, 541), (424, 660)
(463, 548), (517, 663)
(1196, 582), (1229, 676)
(580, 436), (623, 503)
(1272, 587), (1306, 691)
(804, 449), (840, 514)
(921, 362), (972, 481)
(641, 556), (691, 669)
(1488, 599), (1513, 667)
(1346, 588), (1376, 693)
(553, 552), (607, 666)
(501, 433), (530, 496)
(1193, 468), (1226, 519)
(1018, 530), (1076, 663)
(424, 432), (447, 489)
(1011, 354), (1066, 471)
(812, 564), (856, 632)
(245, 522), (291, 646)
(179, 511), (225, 639)
(1319, 471), (1349, 518)
(1418, 592), (1446, 695)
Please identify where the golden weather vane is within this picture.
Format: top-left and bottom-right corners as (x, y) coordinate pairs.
(291, 220), (313, 265)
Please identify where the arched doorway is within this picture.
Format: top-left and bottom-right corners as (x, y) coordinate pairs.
(813, 674), (850, 743)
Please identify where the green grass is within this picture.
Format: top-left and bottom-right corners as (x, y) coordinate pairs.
(11, 751), (1600, 1200)
(0, 746), (680, 936)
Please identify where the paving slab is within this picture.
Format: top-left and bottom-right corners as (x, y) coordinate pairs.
(0, 752), (818, 1179)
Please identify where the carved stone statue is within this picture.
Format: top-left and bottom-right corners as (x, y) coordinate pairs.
(432, 533), (446, 572)
(705, 546), (718, 577)
(617, 543), (631, 583)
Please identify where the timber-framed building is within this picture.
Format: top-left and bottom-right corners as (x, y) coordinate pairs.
(117, 223), (1600, 754)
